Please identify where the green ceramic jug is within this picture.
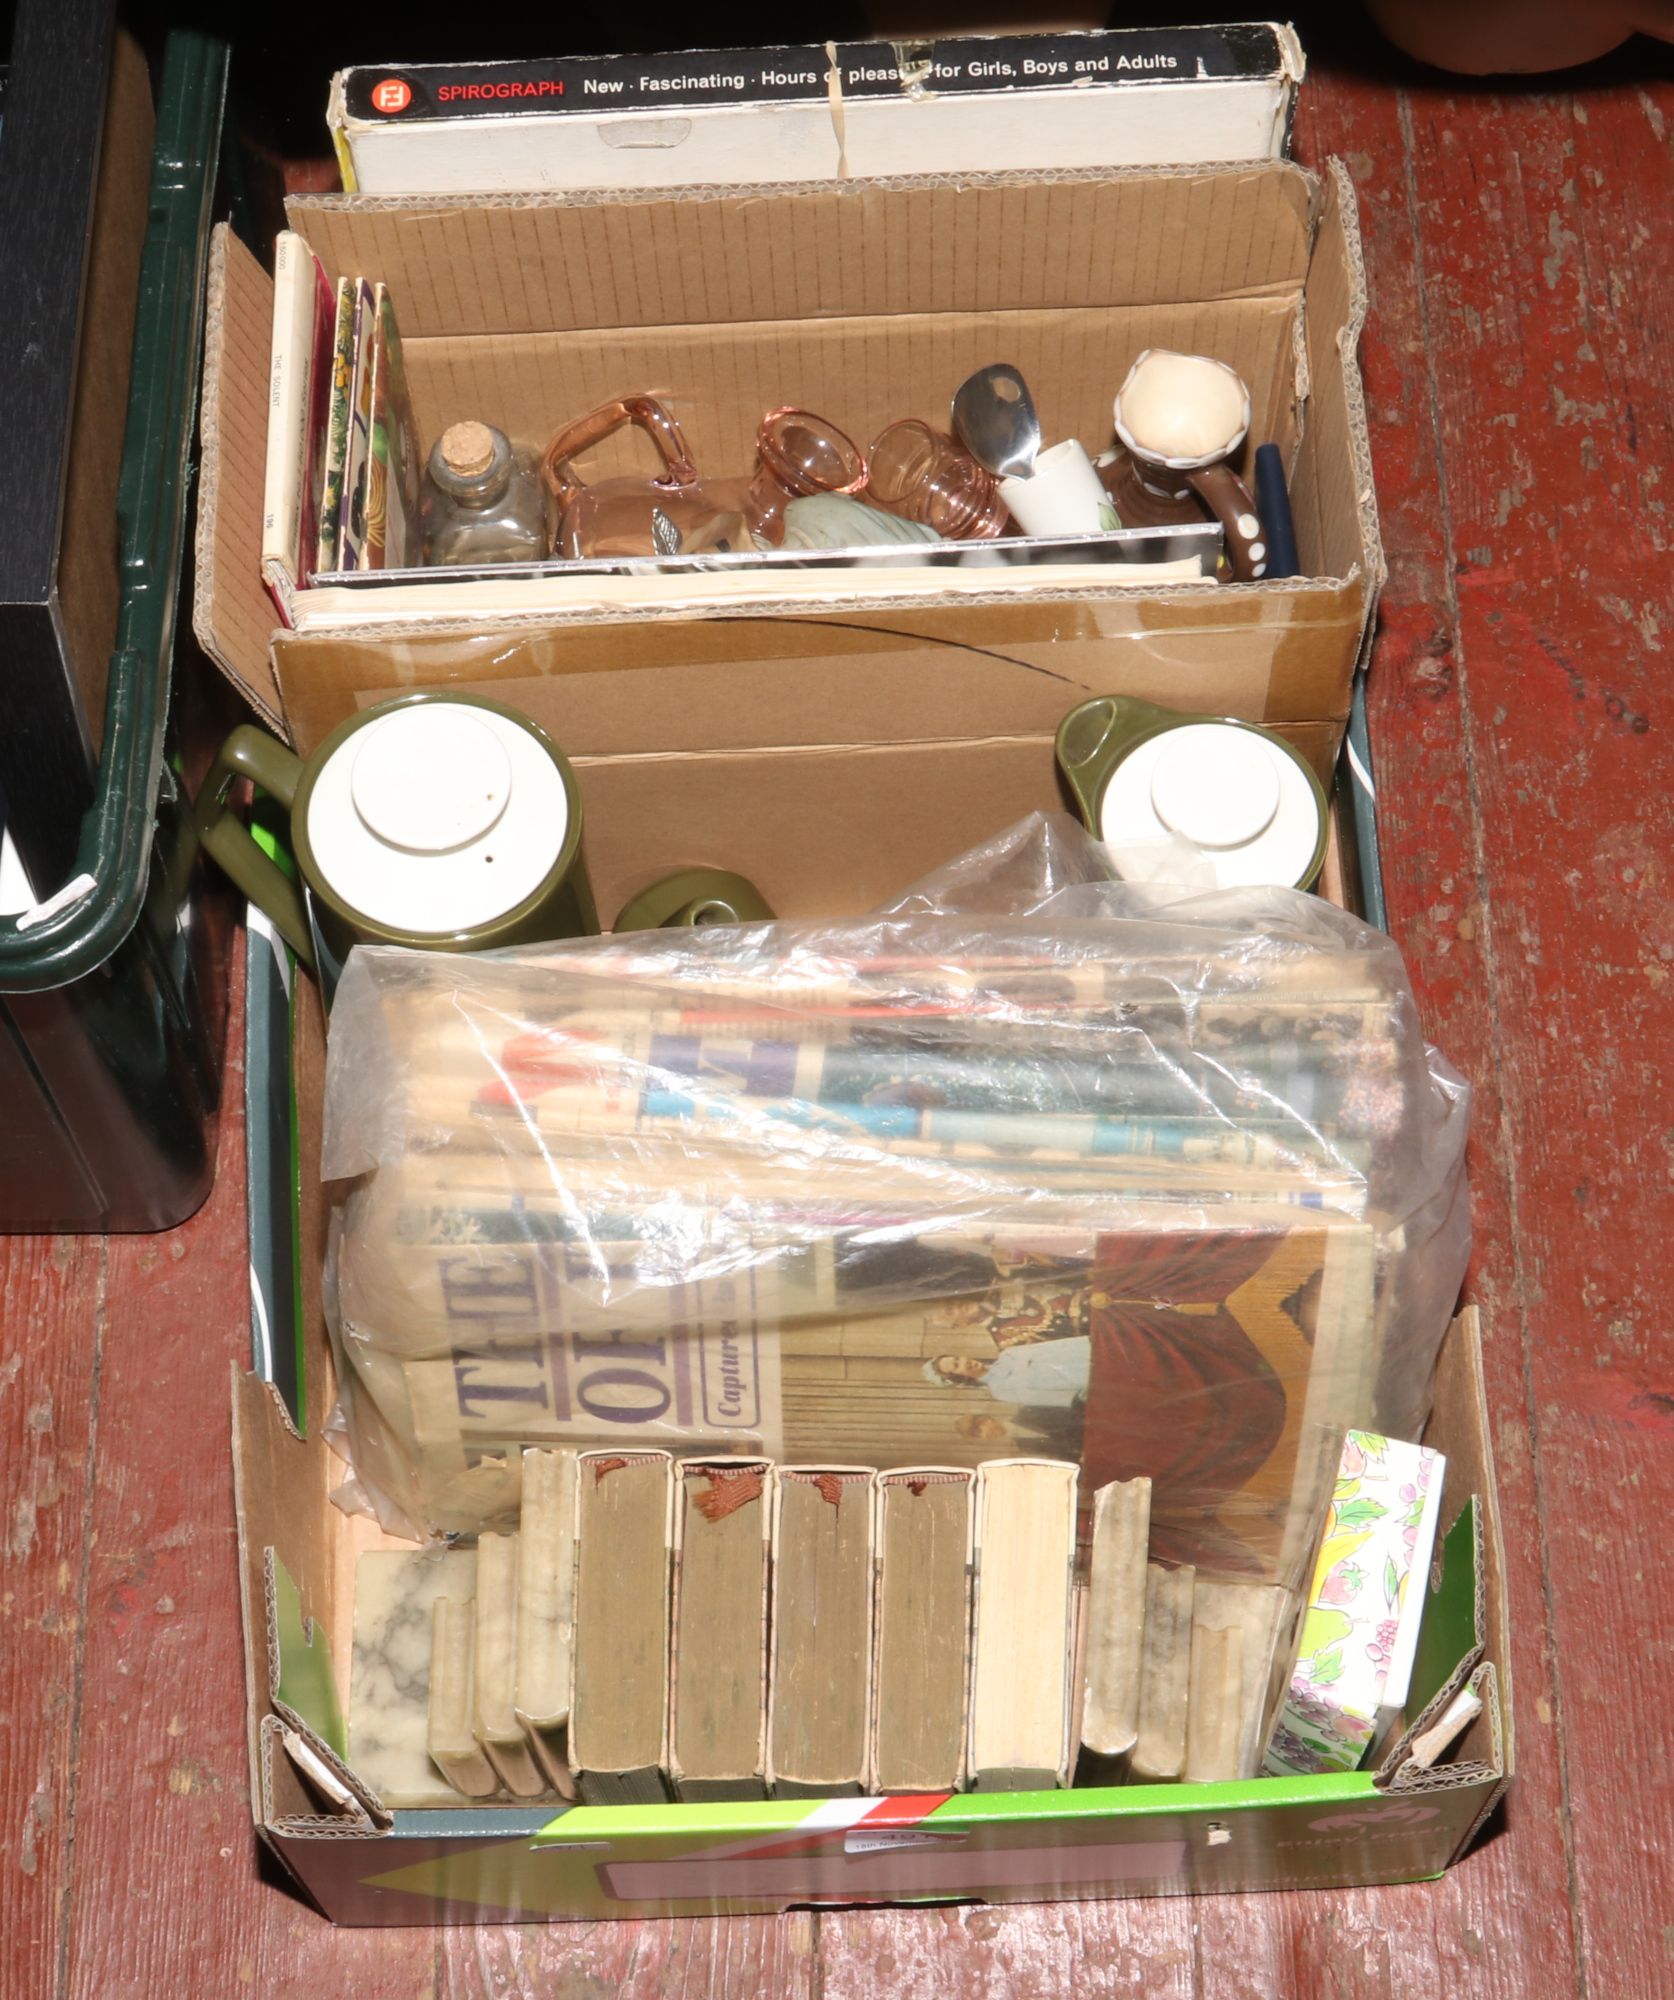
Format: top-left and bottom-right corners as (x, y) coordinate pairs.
(1056, 695), (1328, 892)
(193, 691), (598, 974)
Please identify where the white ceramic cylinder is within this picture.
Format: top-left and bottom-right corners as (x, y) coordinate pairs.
(1097, 721), (1323, 890)
(998, 438), (1111, 537)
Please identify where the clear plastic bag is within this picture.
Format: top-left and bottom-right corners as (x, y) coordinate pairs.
(322, 814), (1470, 1579)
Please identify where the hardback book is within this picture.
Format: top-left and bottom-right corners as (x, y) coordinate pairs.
(1184, 1621), (1244, 1783)
(1130, 1563), (1195, 1783)
(359, 282), (421, 571)
(1078, 1476), (1152, 1779)
(967, 1458), (1079, 1792)
(767, 1467), (875, 1798)
(514, 1447), (579, 1796)
(472, 1530), (547, 1797)
(259, 230), (333, 619)
(669, 1458), (772, 1802)
(428, 1595), (498, 1798)
(327, 27), (1302, 195)
(312, 279), (356, 577)
(870, 1467), (974, 1795)
(569, 1449), (674, 1804)
(347, 1545), (479, 1808)
(335, 279), (377, 573)
(1192, 1576), (1292, 1779)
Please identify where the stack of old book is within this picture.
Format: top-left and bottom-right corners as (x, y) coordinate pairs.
(326, 915), (1436, 1608)
(324, 897), (1469, 1811)
(347, 1445), (1298, 1808)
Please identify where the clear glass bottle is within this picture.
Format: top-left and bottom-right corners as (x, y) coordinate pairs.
(421, 421), (550, 567)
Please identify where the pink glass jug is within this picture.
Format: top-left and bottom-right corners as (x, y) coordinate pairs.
(541, 397), (867, 558)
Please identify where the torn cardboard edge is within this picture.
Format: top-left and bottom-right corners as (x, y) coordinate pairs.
(1372, 1305), (1512, 1810)
(261, 1545), (391, 1831)
(294, 151), (1318, 224)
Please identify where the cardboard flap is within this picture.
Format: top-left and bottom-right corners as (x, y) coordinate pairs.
(259, 1714), (384, 1836)
(232, 1352), (344, 1826)
(288, 163), (1317, 339)
(262, 1549), (392, 1829)
(1374, 1307), (1512, 1801)
(268, 1547), (347, 1755)
(271, 580), (1366, 764)
(1291, 159), (1382, 591)
(1382, 1659), (1502, 1799)
(194, 222), (288, 730)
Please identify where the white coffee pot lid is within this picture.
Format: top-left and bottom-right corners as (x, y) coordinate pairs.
(1098, 722), (1321, 890)
(305, 702), (569, 935)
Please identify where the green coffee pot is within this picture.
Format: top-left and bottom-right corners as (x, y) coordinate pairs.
(1056, 695), (1329, 892)
(193, 692), (599, 974)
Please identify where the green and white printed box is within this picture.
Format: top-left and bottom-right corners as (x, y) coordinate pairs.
(1266, 1431), (1445, 1776)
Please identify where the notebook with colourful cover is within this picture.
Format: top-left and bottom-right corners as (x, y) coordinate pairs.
(335, 279), (377, 572)
(313, 278), (355, 577)
(361, 283), (421, 571)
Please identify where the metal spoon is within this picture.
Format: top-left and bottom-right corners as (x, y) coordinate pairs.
(951, 363), (1043, 481)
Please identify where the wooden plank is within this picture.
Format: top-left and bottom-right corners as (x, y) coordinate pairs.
(816, 1902), (1196, 1999)
(0, 1229), (104, 2000)
(50, 956), (442, 1994)
(1392, 67), (1674, 1992)
(1179, 67), (1584, 2000)
(438, 1911), (818, 1998)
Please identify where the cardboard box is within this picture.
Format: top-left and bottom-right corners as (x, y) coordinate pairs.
(231, 958), (1508, 1922)
(194, 159), (1382, 925)
(327, 26), (1304, 195)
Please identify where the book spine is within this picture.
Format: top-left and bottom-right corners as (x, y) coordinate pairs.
(259, 232), (319, 586)
(336, 28), (1284, 129)
(337, 280), (376, 572)
(314, 281), (355, 576)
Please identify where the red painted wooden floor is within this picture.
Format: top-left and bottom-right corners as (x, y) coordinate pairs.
(5, 54), (1674, 1999)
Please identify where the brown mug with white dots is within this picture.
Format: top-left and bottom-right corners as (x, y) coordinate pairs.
(1100, 350), (1272, 581)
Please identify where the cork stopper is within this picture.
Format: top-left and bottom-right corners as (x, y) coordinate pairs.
(440, 421), (497, 478)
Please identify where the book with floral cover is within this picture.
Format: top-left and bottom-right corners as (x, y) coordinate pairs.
(359, 283), (420, 571)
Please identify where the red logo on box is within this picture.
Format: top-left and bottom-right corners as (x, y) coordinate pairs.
(372, 78), (412, 114)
